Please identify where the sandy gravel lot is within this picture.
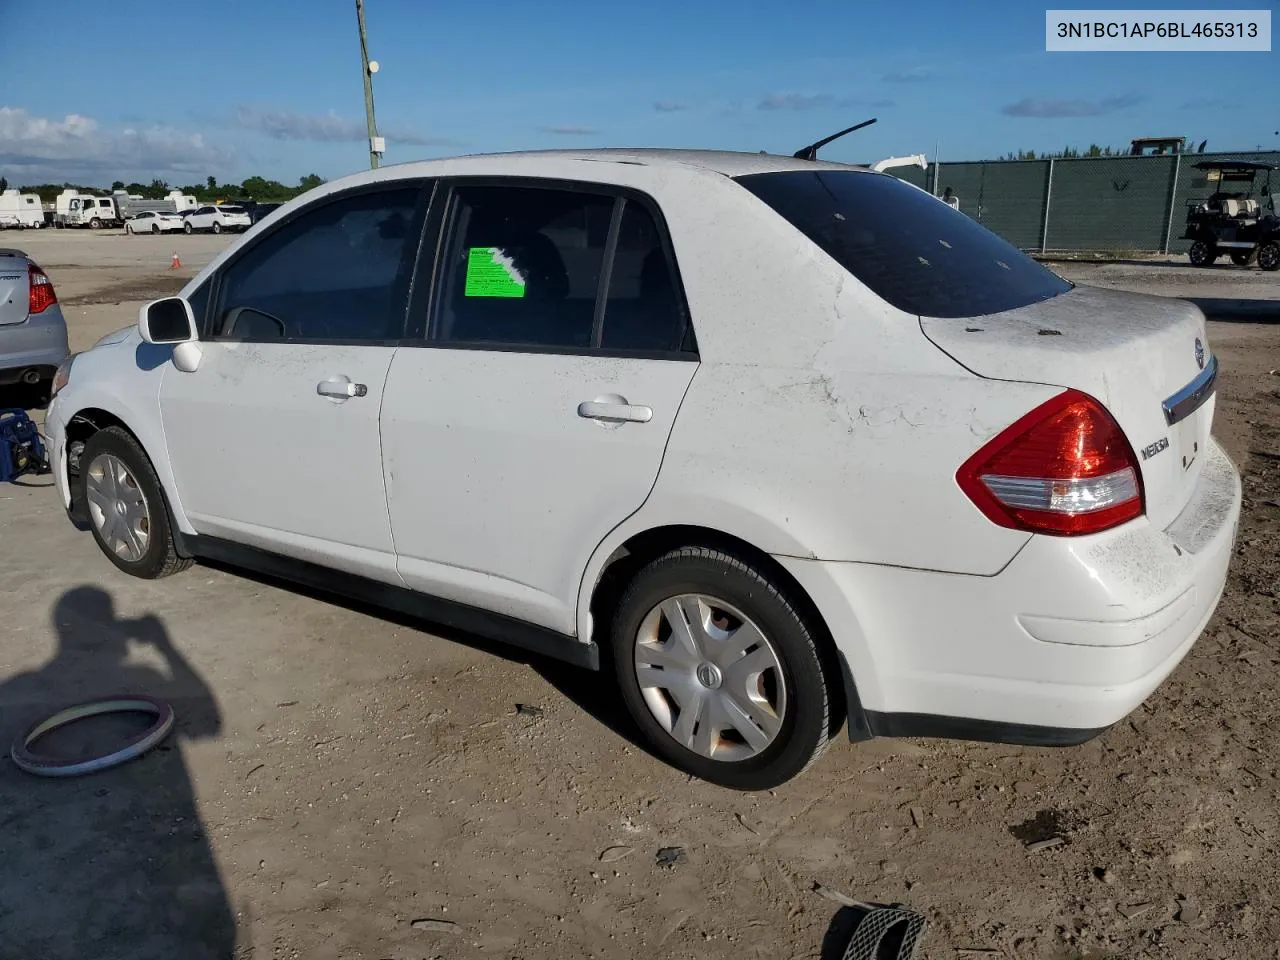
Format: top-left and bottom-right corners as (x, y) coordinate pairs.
(1, 234), (1277, 960)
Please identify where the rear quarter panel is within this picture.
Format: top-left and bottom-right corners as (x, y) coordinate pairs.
(576, 173), (1071, 635)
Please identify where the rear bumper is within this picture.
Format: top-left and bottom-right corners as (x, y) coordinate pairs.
(0, 306), (70, 382)
(780, 435), (1242, 743)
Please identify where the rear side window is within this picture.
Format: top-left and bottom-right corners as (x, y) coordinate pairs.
(435, 185), (612, 349)
(600, 201), (688, 353)
(735, 170), (1072, 319)
(432, 183), (692, 354)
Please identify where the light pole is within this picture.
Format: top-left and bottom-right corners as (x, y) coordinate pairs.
(355, 0), (383, 169)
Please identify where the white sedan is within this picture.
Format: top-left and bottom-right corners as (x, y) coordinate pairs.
(125, 211), (185, 234)
(43, 148), (1242, 789)
(182, 204), (251, 234)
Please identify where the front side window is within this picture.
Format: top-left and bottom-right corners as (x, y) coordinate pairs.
(213, 185), (423, 342)
(735, 170), (1072, 319)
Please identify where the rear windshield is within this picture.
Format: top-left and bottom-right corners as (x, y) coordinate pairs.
(220, 206), (245, 213)
(734, 170), (1072, 319)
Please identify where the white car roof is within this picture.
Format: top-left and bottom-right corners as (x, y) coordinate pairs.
(339, 148), (873, 188)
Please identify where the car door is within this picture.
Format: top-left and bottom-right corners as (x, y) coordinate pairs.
(380, 180), (699, 635)
(158, 180), (432, 582)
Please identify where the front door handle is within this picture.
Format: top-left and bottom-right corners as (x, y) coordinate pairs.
(317, 379), (367, 399)
(577, 399), (652, 423)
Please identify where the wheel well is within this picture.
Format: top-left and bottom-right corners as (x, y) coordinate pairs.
(589, 524), (854, 735)
(63, 408), (135, 516)
(64, 407), (131, 451)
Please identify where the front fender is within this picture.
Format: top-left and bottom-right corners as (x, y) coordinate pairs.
(51, 341), (194, 536)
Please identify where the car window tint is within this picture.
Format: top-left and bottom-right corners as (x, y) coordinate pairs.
(215, 187), (420, 342)
(436, 185), (612, 349)
(735, 170), (1072, 319)
(599, 201), (687, 352)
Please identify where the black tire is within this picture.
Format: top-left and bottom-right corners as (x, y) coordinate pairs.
(1259, 241), (1280, 272)
(89, 218), (100, 230)
(610, 546), (834, 790)
(78, 427), (192, 580)
(151, 224), (160, 235)
(184, 221), (193, 234)
(212, 221), (222, 234)
(1188, 240), (1217, 266)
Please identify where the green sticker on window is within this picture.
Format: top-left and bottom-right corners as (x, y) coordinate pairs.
(464, 246), (526, 298)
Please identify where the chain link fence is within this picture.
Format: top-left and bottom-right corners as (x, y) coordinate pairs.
(889, 150), (1280, 256)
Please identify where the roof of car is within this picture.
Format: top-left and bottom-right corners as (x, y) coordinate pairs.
(381, 147), (873, 179)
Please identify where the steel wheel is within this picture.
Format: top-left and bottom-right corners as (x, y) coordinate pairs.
(84, 453), (151, 563)
(634, 593), (787, 761)
(1259, 241), (1280, 272)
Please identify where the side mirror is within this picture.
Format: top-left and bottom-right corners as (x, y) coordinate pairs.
(140, 296), (197, 344)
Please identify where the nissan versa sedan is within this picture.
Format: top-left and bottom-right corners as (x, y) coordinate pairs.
(43, 149), (1241, 790)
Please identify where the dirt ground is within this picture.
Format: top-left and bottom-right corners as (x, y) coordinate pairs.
(1, 234), (1278, 960)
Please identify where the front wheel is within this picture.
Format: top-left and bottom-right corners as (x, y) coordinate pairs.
(78, 427), (192, 580)
(1188, 240), (1217, 266)
(1258, 241), (1280, 272)
(89, 218), (100, 230)
(611, 546), (834, 790)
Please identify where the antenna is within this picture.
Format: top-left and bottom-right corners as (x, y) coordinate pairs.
(793, 118), (878, 161)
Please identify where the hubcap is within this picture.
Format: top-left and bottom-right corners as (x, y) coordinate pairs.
(85, 454), (151, 563)
(634, 594), (787, 762)
(1261, 246), (1279, 269)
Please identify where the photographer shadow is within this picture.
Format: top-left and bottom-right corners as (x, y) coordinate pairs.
(0, 586), (236, 960)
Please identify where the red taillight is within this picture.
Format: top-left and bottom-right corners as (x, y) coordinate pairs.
(957, 389), (1144, 536)
(28, 264), (57, 315)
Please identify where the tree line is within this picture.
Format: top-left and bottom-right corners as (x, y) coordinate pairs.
(998, 139), (1206, 161)
(0, 174), (325, 204)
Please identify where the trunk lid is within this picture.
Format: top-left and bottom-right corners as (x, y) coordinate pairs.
(922, 284), (1215, 532)
(0, 253), (29, 326)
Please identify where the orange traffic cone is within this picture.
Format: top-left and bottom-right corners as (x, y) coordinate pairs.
(170, 252), (182, 270)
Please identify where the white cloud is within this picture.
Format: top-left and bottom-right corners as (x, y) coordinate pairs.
(233, 105), (454, 147)
(0, 106), (232, 184)
(537, 124), (600, 136)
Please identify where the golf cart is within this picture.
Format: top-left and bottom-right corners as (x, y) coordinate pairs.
(1182, 159), (1279, 271)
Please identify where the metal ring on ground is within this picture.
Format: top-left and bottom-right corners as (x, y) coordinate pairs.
(11, 695), (175, 778)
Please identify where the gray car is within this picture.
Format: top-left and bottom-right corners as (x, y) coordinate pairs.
(0, 248), (70, 401)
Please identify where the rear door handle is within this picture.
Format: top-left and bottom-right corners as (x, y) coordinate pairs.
(317, 379), (367, 399)
(577, 400), (652, 423)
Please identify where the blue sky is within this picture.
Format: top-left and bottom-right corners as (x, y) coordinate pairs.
(1, 0), (1275, 186)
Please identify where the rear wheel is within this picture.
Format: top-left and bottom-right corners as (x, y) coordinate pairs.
(1259, 241), (1280, 272)
(610, 546), (834, 790)
(184, 221), (193, 234)
(151, 224), (160, 235)
(78, 427), (192, 580)
(89, 218), (100, 230)
(212, 221), (222, 234)
(1188, 240), (1217, 266)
